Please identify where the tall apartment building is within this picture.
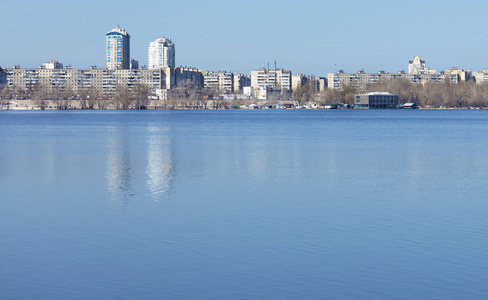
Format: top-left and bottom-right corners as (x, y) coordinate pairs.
(148, 37), (175, 69)
(106, 25), (130, 69)
(203, 71), (234, 94)
(0, 67), (6, 87)
(250, 68), (292, 91)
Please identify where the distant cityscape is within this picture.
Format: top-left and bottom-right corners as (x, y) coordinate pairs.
(1, 25), (488, 106)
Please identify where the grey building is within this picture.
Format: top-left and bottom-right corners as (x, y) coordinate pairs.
(355, 92), (399, 109)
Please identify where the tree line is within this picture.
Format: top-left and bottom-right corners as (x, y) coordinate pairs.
(4, 77), (488, 109)
(317, 78), (488, 108)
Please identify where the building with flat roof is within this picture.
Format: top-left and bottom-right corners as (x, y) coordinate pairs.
(106, 25), (130, 69)
(203, 71), (233, 94)
(41, 61), (63, 70)
(251, 68), (291, 91)
(355, 92), (399, 109)
(233, 73), (251, 93)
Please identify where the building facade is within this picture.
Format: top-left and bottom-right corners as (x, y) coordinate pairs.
(251, 68), (291, 91)
(408, 56), (428, 74)
(4, 66), (168, 96)
(41, 61), (63, 69)
(291, 74), (310, 90)
(106, 25), (130, 69)
(355, 92), (399, 109)
(148, 37), (175, 69)
(233, 73), (251, 93)
(203, 71), (234, 94)
(327, 69), (468, 91)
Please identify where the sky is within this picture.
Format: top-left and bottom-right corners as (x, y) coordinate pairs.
(1, 0), (487, 76)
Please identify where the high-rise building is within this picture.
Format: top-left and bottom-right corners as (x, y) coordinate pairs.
(148, 37), (175, 69)
(408, 56), (435, 74)
(106, 25), (130, 69)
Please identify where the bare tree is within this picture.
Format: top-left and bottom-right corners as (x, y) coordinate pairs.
(32, 83), (49, 109)
(292, 84), (314, 106)
(132, 83), (151, 109)
(113, 84), (133, 109)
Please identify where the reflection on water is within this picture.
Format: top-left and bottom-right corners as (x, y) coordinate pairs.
(146, 126), (174, 200)
(105, 124), (175, 203)
(3, 111), (488, 299)
(106, 127), (134, 204)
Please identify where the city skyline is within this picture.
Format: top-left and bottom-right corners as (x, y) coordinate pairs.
(1, 0), (488, 75)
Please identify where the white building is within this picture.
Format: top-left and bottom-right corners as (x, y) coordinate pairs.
(408, 56), (435, 74)
(250, 68), (292, 91)
(148, 37), (175, 69)
(106, 25), (130, 70)
(41, 61), (63, 69)
(203, 71), (234, 94)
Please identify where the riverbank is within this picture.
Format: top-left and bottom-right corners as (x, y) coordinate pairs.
(0, 99), (485, 110)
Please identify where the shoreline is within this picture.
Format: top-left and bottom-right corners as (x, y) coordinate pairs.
(0, 99), (484, 111)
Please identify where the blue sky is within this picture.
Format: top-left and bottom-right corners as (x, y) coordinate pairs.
(1, 0), (487, 75)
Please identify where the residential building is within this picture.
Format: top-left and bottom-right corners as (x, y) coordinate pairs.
(292, 74), (310, 90)
(355, 92), (399, 109)
(251, 68), (292, 91)
(326, 68), (467, 91)
(148, 37), (175, 69)
(173, 67), (204, 88)
(473, 70), (488, 84)
(106, 25), (130, 69)
(0, 67), (6, 87)
(41, 61), (63, 69)
(130, 58), (139, 70)
(233, 73), (251, 93)
(203, 71), (234, 94)
(315, 77), (327, 92)
(4, 66), (166, 95)
(408, 56), (426, 74)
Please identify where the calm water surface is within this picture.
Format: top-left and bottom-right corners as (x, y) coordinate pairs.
(1, 110), (488, 299)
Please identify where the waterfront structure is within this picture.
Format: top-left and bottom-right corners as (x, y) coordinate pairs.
(203, 71), (234, 94)
(106, 25), (130, 69)
(148, 37), (175, 69)
(251, 68), (292, 91)
(355, 92), (399, 109)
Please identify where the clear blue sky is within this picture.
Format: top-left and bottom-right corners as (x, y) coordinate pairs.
(1, 0), (487, 76)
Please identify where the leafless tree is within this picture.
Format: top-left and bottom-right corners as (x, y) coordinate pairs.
(132, 83), (151, 109)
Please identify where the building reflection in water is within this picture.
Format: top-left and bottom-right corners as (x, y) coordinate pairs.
(106, 127), (133, 204)
(146, 126), (174, 201)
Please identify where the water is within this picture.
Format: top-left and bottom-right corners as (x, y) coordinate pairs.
(1, 110), (488, 299)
